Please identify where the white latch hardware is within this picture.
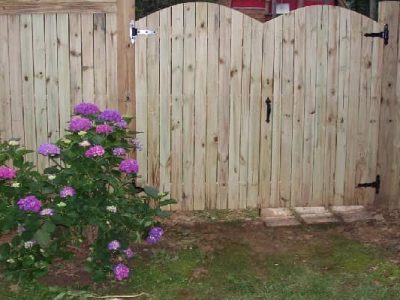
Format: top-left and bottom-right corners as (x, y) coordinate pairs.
(129, 20), (156, 44)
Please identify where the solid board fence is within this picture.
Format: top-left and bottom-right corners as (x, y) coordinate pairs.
(1, 1), (400, 211)
(135, 2), (398, 210)
(0, 0), (135, 170)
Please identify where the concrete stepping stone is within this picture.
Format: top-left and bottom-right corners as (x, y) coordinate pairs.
(260, 208), (301, 227)
(293, 207), (339, 224)
(330, 205), (382, 223)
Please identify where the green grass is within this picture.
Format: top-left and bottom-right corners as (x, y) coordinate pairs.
(1, 233), (400, 299)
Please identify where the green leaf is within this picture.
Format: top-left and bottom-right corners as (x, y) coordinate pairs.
(0, 244), (10, 260)
(44, 166), (59, 174)
(33, 228), (51, 247)
(42, 221), (56, 233)
(143, 186), (159, 198)
(156, 210), (172, 218)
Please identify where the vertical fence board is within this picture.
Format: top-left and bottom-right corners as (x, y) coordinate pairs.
(193, 2), (207, 210)
(367, 20), (383, 206)
(103, 14), (119, 105)
(57, 14), (71, 135)
(0, 15), (11, 142)
(247, 20), (263, 207)
(334, 9), (350, 205)
(170, 5), (183, 209)
(302, 8), (317, 206)
(228, 10), (243, 209)
(135, 17), (148, 185)
(45, 14), (60, 143)
(344, 12), (362, 205)
(217, 6), (231, 209)
(32, 14), (47, 170)
(93, 13), (107, 109)
(8, 15), (24, 143)
(206, 3), (219, 209)
(312, 6), (328, 206)
(106, 13), (117, 109)
(324, 6), (339, 205)
(280, 12), (295, 207)
(378, 2), (400, 209)
(20, 14), (37, 162)
(146, 11), (160, 188)
(159, 7), (171, 196)
(354, 18), (374, 205)
(271, 16), (282, 208)
(69, 14), (82, 106)
(81, 13), (94, 103)
(291, 9), (305, 206)
(182, 3), (195, 210)
(240, 17), (252, 207)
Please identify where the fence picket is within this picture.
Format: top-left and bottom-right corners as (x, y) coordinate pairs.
(228, 10), (243, 209)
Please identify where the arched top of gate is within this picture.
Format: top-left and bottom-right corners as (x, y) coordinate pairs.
(136, 1), (381, 26)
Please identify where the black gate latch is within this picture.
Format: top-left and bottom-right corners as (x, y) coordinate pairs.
(364, 24), (389, 45)
(357, 175), (381, 194)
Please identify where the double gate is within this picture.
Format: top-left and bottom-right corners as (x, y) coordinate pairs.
(135, 3), (384, 210)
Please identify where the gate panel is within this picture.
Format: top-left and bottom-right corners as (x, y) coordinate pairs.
(135, 3), (383, 210)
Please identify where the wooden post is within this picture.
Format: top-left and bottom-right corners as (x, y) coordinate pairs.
(117, 0), (135, 123)
(377, 1), (400, 209)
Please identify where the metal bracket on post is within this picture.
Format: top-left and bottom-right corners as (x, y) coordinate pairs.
(129, 20), (156, 44)
(364, 24), (389, 45)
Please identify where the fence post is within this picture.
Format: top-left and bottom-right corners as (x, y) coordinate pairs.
(377, 1), (400, 209)
(117, 0), (136, 124)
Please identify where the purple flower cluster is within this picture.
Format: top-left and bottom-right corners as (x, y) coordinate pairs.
(69, 117), (93, 132)
(146, 227), (164, 245)
(119, 159), (139, 174)
(60, 186), (76, 198)
(38, 143), (61, 156)
(39, 208), (55, 216)
(17, 195), (42, 213)
(85, 145), (105, 158)
(96, 124), (113, 134)
(0, 166), (17, 180)
(107, 240), (120, 251)
(112, 147), (126, 157)
(98, 110), (123, 123)
(124, 247), (134, 259)
(74, 103), (100, 116)
(132, 138), (144, 151)
(115, 119), (128, 129)
(113, 263), (130, 281)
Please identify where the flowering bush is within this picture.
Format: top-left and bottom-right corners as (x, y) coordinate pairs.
(0, 103), (174, 282)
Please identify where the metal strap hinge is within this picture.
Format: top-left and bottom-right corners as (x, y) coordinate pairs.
(364, 24), (389, 45)
(130, 20), (156, 44)
(357, 175), (381, 194)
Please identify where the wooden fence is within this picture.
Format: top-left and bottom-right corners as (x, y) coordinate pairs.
(135, 2), (399, 210)
(1, 1), (400, 210)
(0, 0), (135, 168)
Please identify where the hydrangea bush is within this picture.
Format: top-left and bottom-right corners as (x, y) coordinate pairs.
(0, 103), (174, 282)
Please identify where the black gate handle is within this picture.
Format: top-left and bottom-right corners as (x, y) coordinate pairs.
(265, 98), (272, 123)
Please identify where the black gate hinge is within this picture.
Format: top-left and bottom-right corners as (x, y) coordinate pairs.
(357, 175), (381, 194)
(364, 24), (389, 45)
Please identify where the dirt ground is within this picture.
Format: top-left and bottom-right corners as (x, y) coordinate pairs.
(35, 209), (400, 288)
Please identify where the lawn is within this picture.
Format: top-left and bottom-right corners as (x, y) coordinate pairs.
(1, 210), (400, 299)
